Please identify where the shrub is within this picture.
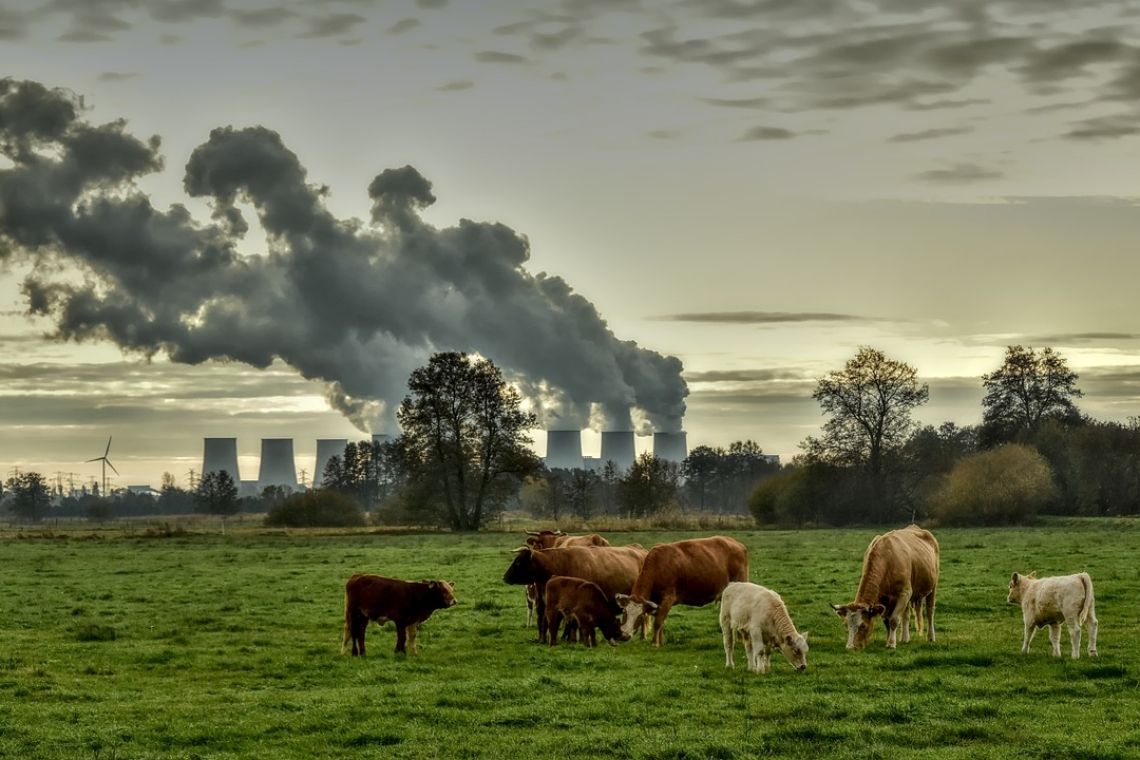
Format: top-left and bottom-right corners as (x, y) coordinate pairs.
(930, 443), (1056, 525)
(264, 490), (367, 528)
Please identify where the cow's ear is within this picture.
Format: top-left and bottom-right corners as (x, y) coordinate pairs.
(1028, 570), (1037, 578)
(615, 593), (630, 605)
(446, 580), (455, 589)
(830, 603), (847, 617)
(1011, 572), (1019, 583)
(512, 546), (530, 554)
(554, 530), (565, 536)
(869, 604), (886, 617)
(801, 631), (809, 641)
(784, 634), (794, 645)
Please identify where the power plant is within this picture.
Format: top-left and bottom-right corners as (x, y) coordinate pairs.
(258, 438), (298, 490)
(600, 430), (636, 472)
(313, 438), (348, 488)
(545, 429), (583, 470)
(653, 431), (688, 464)
(201, 437), (241, 484)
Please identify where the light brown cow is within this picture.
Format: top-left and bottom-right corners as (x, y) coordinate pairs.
(341, 574), (457, 656)
(720, 581), (808, 673)
(521, 531), (611, 626)
(615, 535), (749, 647)
(1007, 571), (1098, 659)
(831, 525), (939, 650)
(544, 575), (628, 647)
(503, 545), (646, 644)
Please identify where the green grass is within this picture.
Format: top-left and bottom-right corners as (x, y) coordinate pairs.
(3, 523), (1139, 758)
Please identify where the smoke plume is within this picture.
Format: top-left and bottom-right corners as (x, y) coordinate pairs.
(0, 79), (687, 433)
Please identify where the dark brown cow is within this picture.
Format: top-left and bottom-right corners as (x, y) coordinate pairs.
(341, 574), (457, 656)
(503, 545), (646, 643)
(544, 576), (628, 647)
(616, 536), (749, 647)
(521, 530), (612, 626)
(830, 524), (939, 650)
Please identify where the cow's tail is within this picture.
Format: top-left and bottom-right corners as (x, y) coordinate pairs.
(1078, 573), (1094, 627)
(341, 590), (352, 655)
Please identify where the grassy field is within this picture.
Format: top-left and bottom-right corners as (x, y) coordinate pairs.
(2, 521), (1139, 759)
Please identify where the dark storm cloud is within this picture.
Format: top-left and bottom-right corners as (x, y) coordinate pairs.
(888, 127), (973, 143)
(914, 162), (1003, 184)
(386, 17), (420, 35)
(416, 0), (448, 8)
(230, 6), (295, 28)
(148, 0), (225, 23)
(653, 311), (870, 324)
(295, 12), (364, 39)
(905, 98), (990, 111)
(739, 126), (796, 140)
(0, 6), (30, 39)
(1063, 114), (1140, 141)
(0, 79), (688, 434)
(474, 50), (530, 64)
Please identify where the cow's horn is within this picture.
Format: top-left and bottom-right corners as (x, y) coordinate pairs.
(512, 546), (530, 554)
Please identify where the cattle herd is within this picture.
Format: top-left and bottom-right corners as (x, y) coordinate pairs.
(341, 524), (1100, 671)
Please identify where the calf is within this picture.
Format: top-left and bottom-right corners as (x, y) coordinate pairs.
(341, 574), (457, 656)
(720, 582), (809, 674)
(544, 575), (627, 647)
(522, 531), (611, 626)
(1007, 571), (1098, 659)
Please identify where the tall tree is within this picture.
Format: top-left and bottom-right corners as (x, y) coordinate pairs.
(397, 352), (539, 531)
(617, 452), (679, 518)
(5, 471), (52, 522)
(194, 470), (240, 533)
(805, 347), (929, 478)
(981, 345), (1082, 445)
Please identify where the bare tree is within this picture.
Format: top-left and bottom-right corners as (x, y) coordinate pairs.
(981, 345), (1082, 445)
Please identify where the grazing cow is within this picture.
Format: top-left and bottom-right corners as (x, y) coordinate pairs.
(719, 582), (809, 674)
(521, 531), (611, 626)
(544, 575), (628, 647)
(615, 535), (749, 647)
(1007, 571), (1098, 659)
(831, 524), (939, 650)
(341, 574), (457, 656)
(503, 545), (647, 643)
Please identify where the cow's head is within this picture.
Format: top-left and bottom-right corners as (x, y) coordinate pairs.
(524, 530), (563, 550)
(503, 547), (540, 585)
(427, 580), (458, 609)
(1007, 571), (1035, 605)
(778, 631), (810, 672)
(831, 602), (885, 650)
(598, 604), (632, 646)
(615, 593), (657, 641)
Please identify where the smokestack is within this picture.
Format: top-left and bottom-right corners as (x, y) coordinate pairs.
(545, 430), (583, 470)
(653, 431), (688, 464)
(313, 438), (348, 488)
(201, 438), (240, 484)
(258, 438), (298, 490)
(600, 431), (636, 472)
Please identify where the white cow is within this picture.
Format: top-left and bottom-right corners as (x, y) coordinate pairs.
(719, 582), (808, 674)
(1007, 571), (1098, 659)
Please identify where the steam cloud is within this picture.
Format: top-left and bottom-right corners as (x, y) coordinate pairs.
(0, 79), (686, 434)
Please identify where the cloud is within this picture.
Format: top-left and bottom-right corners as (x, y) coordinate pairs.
(888, 126), (973, 143)
(1022, 332), (1140, 344)
(0, 79), (689, 435)
(98, 72), (139, 83)
(416, 0), (448, 7)
(230, 7), (297, 28)
(436, 79), (475, 92)
(914, 162), (1003, 184)
(739, 126), (797, 140)
(647, 128), (683, 140)
(387, 18), (420, 35)
(701, 96), (768, 109)
(474, 50), (530, 64)
(652, 311), (871, 324)
(686, 368), (814, 383)
(295, 12), (365, 39)
(1063, 114), (1140, 141)
(148, 0), (226, 23)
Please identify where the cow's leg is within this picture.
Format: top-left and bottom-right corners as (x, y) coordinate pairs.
(744, 631), (757, 672)
(1087, 604), (1099, 657)
(1048, 623), (1062, 658)
(900, 599), (912, 644)
(722, 621), (735, 669)
(652, 599), (675, 648)
(585, 625), (597, 648)
(525, 585), (535, 628)
(760, 646), (771, 675)
(395, 624), (408, 654)
(536, 585), (549, 644)
(546, 608), (561, 647)
(925, 589), (937, 642)
(407, 623), (418, 655)
(351, 612), (368, 657)
(887, 591), (911, 649)
(1068, 620), (1082, 660)
(1022, 621), (1037, 654)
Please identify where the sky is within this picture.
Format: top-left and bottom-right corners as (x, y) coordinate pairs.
(2, 0), (1140, 488)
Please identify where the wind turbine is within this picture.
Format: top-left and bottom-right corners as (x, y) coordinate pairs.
(86, 436), (119, 496)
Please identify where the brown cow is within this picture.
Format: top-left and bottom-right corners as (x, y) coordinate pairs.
(615, 536), (749, 647)
(830, 524), (939, 650)
(341, 574), (457, 656)
(502, 545), (646, 643)
(544, 575), (628, 647)
(521, 530), (611, 626)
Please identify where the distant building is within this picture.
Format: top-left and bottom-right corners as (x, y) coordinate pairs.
(126, 485), (160, 498)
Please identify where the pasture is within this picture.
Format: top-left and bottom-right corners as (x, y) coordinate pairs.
(2, 522), (1139, 759)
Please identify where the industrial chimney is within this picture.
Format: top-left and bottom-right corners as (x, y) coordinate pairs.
(545, 430), (583, 470)
(258, 438), (298, 491)
(313, 438), (348, 488)
(653, 431), (688, 464)
(201, 438), (240, 484)
(600, 431), (636, 472)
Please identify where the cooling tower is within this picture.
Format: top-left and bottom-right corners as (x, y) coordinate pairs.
(201, 438), (240, 483)
(258, 438), (298, 490)
(545, 430), (583, 470)
(313, 438), (348, 488)
(600, 431), (636, 472)
(653, 431), (688, 463)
